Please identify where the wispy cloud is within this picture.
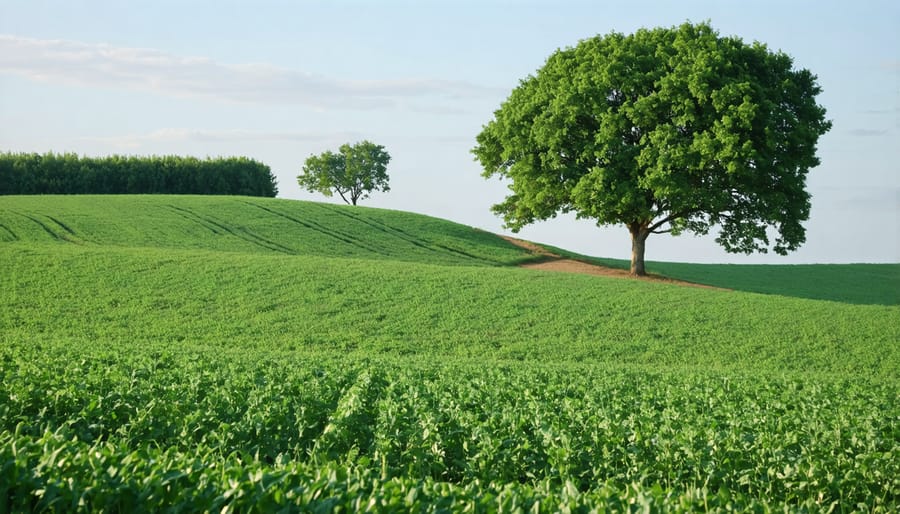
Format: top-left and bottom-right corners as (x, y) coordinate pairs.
(80, 128), (364, 149)
(862, 108), (898, 115)
(848, 128), (890, 137)
(0, 35), (500, 111)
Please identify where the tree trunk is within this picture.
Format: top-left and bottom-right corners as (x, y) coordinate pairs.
(629, 225), (649, 276)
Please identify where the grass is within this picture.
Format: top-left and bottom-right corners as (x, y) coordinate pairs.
(1, 195), (898, 512)
(544, 244), (900, 305)
(0, 195), (531, 266)
(2, 242), (897, 376)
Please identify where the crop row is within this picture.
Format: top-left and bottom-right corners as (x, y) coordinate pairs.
(2, 343), (897, 511)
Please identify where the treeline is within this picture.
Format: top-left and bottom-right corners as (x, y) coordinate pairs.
(0, 152), (278, 197)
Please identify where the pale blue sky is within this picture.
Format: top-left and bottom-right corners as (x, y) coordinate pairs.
(1, 0), (897, 263)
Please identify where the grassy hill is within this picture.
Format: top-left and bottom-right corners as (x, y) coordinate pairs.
(2, 194), (896, 373)
(0, 195), (530, 266)
(2, 241), (897, 376)
(2, 195), (898, 512)
(4, 194), (894, 304)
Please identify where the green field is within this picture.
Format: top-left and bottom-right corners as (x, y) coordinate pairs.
(544, 246), (900, 306)
(2, 195), (898, 512)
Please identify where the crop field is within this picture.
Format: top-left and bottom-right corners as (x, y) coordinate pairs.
(1, 195), (898, 512)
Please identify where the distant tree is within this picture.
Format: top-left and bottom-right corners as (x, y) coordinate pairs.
(473, 22), (831, 276)
(298, 141), (391, 206)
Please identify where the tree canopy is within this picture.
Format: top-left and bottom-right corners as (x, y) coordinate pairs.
(473, 22), (831, 275)
(298, 141), (391, 206)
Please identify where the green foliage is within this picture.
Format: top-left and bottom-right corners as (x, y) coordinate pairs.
(1, 349), (897, 512)
(1, 195), (898, 511)
(299, 141), (390, 205)
(474, 22), (831, 274)
(0, 152), (278, 196)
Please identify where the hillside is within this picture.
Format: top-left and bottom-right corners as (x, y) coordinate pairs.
(0, 195), (531, 266)
(4, 195), (896, 305)
(2, 195), (898, 511)
(2, 195), (897, 373)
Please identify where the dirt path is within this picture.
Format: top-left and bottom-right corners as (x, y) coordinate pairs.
(502, 236), (726, 291)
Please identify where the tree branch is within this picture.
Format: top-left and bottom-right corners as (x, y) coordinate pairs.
(647, 211), (687, 233)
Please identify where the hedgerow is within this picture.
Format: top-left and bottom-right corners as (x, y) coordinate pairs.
(0, 152), (278, 196)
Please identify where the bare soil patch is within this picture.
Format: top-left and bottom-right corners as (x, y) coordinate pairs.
(502, 236), (727, 291)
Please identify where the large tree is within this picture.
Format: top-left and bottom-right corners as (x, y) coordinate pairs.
(298, 141), (390, 206)
(473, 22), (831, 275)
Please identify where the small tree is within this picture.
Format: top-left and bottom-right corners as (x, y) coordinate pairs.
(298, 141), (390, 206)
(473, 22), (831, 275)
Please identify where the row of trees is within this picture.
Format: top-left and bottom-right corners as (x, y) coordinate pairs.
(0, 152), (278, 197)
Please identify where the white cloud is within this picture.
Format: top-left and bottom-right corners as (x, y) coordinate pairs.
(80, 128), (364, 149)
(0, 35), (500, 110)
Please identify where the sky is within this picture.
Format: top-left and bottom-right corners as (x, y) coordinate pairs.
(1, 0), (897, 264)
